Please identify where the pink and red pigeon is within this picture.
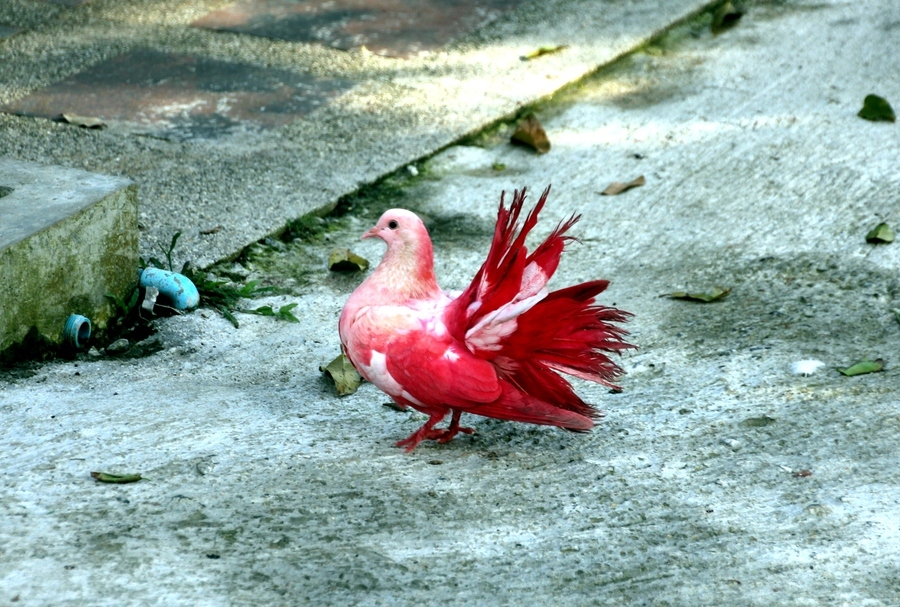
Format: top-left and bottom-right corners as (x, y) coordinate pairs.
(339, 186), (633, 451)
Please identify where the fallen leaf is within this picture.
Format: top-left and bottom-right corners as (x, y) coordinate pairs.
(200, 225), (223, 235)
(665, 287), (730, 302)
(865, 222), (895, 243)
(858, 94), (896, 122)
(792, 469), (813, 478)
(600, 175), (645, 196)
(711, 1), (745, 34)
(320, 351), (362, 396)
(838, 358), (884, 376)
(91, 472), (142, 483)
(521, 45), (568, 60)
(328, 249), (370, 272)
(510, 114), (550, 154)
(60, 114), (106, 129)
(492, 162), (506, 171)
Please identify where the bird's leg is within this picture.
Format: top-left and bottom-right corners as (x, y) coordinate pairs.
(395, 412), (446, 452)
(435, 409), (475, 444)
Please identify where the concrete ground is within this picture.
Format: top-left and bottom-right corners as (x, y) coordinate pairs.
(3, 0), (900, 605)
(0, 0), (712, 268)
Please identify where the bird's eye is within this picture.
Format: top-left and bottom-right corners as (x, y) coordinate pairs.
(388, 220), (399, 230)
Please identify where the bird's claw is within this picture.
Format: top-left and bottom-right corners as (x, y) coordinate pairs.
(434, 426), (475, 443)
(395, 423), (476, 451)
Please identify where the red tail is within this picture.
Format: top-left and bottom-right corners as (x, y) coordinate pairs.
(445, 186), (634, 421)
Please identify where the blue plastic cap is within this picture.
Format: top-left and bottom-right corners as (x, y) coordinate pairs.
(139, 267), (201, 310)
(64, 314), (92, 350)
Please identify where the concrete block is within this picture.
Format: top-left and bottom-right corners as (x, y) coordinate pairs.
(0, 158), (137, 361)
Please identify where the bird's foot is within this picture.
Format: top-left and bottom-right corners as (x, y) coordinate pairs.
(396, 412), (446, 452)
(433, 426), (475, 443)
(395, 410), (475, 451)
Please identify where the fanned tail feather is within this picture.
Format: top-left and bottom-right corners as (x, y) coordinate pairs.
(445, 185), (635, 427)
(447, 186), (564, 338)
(470, 382), (595, 431)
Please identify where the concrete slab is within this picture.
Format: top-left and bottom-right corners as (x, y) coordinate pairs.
(192, 0), (526, 58)
(0, 0), (716, 269)
(1, 1), (899, 604)
(0, 158), (137, 359)
(0, 48), (356, 141)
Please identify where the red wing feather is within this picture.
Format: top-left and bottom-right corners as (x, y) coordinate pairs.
(444, 185), (634, 404)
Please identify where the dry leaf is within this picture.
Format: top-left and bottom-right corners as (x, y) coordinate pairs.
(600, 175), (645, 196)
(200, 225), (223, 235)
(521, 45), (568, 60)
(838, 358), (884, 376)
(865, 222), (895, 243)
(858, 95), (896, 123)
(61, 114), (106, 129)
(510, 114), (550, 154)
(792, 469), (813, 478)
(665, 287), (731, 302)
(328, 248), (369, 272)
(711, 1), (745, 34)
(320, 351), (363, 396)
(91, 472), (142, 483)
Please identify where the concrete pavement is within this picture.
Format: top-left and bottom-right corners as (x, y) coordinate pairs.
(3, 0), (900, 605)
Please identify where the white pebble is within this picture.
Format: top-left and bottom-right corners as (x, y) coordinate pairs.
(406, 165), (419, 177)
(791, 359), (826, 376)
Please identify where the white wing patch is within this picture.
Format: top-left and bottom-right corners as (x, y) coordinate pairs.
(465, 288), (547, 352)
(519, 263), (549, 299)
(359, 350), (425, 406)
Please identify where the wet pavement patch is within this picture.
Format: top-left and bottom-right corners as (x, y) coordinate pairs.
(191, 0), (525, 58)
(0, 48), (355, 141)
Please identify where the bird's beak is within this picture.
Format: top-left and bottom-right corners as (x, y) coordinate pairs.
(361, 226), (379, 240)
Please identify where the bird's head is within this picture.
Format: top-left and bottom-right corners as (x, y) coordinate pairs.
(362, 209), (438, 297)
(363, 209), (430, 252)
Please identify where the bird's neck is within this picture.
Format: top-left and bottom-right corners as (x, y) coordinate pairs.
(367, 239), (441, 302)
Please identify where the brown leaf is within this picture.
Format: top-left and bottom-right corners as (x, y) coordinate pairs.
(711, 1), (745, 34)
(91, 472), (142, 483)
(60, 114), (106, 129)
(328, 248), (369, 272)
(665, 287), (731, 302)
(200, 225), (223, 235)
(510, 114), (550, 154)
(792, 469), (813, 478)
(320, 351), (363, 396)
(600, 175), (646, 196)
